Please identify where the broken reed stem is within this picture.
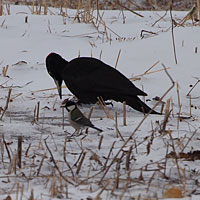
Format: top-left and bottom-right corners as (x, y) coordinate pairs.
(2, 134), (11, 162)
(97, 97), (113, 119)
(25, 143), (31, 157)
(131, 67), (171, 80)
(143, 61), (160, 75)
(123, 101), (127, 126)
(17, 136), (22, 169)
(186, 80), (200, 96)
(99, 64), (175, 183)
(176, 82), (181, 111)
(2, 64), (9, 77)
(36, 101), (40, 121)
(37, 153), (46, 176)
(115, 111), (125, 142)
(115, 49), (121, 69)
(162, 98), (171, 131)
(44, 138), (74, 185)
(76, 151), (87, 175)
(98, 135), (103, 150)
(126, 145), (133, 171)
(117, 1), (144, 18)
(170, 5), (178, 64)
(0, 88), (12, 120)
(181, 129), (197, 153)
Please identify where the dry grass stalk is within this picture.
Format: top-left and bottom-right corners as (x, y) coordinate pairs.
(0, 136), (5, 168)
(176, 82), (181, 110)
(0, 2), (3, 16)
(0, 88), (12, 120)
(99, 64), (175, 183)
(186, 79), (200, 96)
(99, 50), (102, 60)
(161, 98), (171, 131)
(160, 102), (165, 114)
(63, 138), (74, 177)
(170, 5), (178, 64)
(97, 96), (113, 119)
(2, 135), (11, 163)
(33, 85), (67, 93)
(131, 66), (171, 80)
(126, 145), (133, 170)
(181, 129), (197, 153)
(180, 5), (197, 25)
(103, 141), (116, 170)
(76, 151), (86, 175)
(117, 1), (144, 18)
(189, 95), (192, 116)
(20, 184), (24, 200)
(115, 111), (125, 142)
(37, 153), (46, 176)
(25, 143), (31, 157)
(198, 0), (200, 25)
(16, 183), (20, 200)
(44, 138), (75, 185)
(143, 61), (160, 75)
(44, 2), (48, 15)
(123, 101), (126, 126)
(96, 180), (110, 199)
(36, 101), (40, 121)
(115, 49), (121, 69)
(32, 105), (36, 124)
(164, 143), (169, 177)
(98, 135), (103, 150)
(17, 136), (22, 169)
(28, 189), (34, 200)
(168, 130), (183, 184)
(2, 64), (9, 77)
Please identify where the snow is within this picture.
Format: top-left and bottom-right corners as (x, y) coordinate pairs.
(0, 5), (200, 200)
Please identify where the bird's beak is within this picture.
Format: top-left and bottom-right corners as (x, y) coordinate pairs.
(54, 79), (62, 99)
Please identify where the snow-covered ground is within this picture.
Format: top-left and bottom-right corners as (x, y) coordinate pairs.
(0, 5), (200, 200)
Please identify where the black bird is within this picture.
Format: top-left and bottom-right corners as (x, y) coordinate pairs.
(46, 52), (160, 114)
(61, 99), (102, 135)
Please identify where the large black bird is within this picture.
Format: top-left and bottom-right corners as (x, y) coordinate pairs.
(46, 53), (160, 114)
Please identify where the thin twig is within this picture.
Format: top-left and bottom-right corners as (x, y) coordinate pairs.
(117, 1), (144, 18)
(0, 88), (12, 120)
(44, 137), (75, 185)
(170, 5), (178, 64)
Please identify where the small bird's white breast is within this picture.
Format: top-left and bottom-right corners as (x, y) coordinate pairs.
(67, 104), (76, 111)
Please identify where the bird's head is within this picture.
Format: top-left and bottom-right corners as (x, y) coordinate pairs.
(46, 52), (67, 99)
(61, 99), (77, 112)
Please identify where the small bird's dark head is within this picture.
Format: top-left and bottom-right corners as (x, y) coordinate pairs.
(61, 99), (77, 112)
(46, 53), (67, 99)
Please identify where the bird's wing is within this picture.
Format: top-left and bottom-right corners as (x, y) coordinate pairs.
(71, 108), (94, 127)
(63, 57), (147, 97)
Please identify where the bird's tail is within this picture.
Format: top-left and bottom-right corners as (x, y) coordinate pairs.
(92, 126), (103, 132)
(123, 96), (160, 115)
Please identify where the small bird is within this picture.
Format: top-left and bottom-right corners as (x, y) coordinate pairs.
(61, 99), (102, 135)
(46, 52), (160, 114)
